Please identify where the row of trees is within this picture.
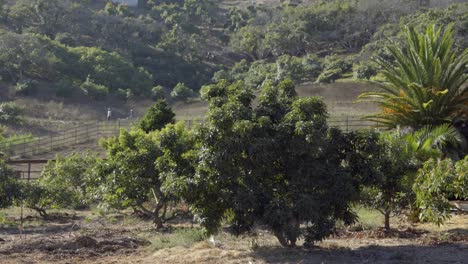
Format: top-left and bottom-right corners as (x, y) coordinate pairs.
(224, 2), (468, 86)
(1, 0), (466, 101)
(0, 0), (219, 99)
(1, 79), (465, 246)
(0, 20), (466, 249)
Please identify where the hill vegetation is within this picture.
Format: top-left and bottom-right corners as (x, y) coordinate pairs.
(0, 0), (466, 103)
(0, 2), (467, 262)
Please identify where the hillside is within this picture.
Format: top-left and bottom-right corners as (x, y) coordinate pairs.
(0, 0), (467, 138)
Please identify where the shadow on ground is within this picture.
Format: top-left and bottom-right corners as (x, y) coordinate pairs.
(251, 242), (468, 264)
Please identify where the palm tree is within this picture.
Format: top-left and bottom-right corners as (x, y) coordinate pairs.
(403, 124), (467, 161)
(359, 24), (467, 129)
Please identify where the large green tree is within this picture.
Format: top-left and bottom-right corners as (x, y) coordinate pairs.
(182, 80), (357, 247)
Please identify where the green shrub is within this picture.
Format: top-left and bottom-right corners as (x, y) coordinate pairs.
(115, 88), (128, 101)
(414, 157), (468, 225)
(139, 100), (175, 133)
(0, 102), (23, 123)
(80, 76), (109, 101)
(353, 131), (416, 230)
(20, 183), (50, 217)
(316, 56), (352, 83)
(192, 80), (358, 247)
(316, 68), (343, 83)
(15, 79), (38, 96)
(23, 153), (99, 217)
(152, 228), (205, 250)
(353, 63), (377, 80)
(95, 123), (194, 228)
(301, 54), (323, 78)
(211, 69), (231, 83)
(53, 79), (75, 98)
(70, 47), (153, 95)
(151, 86), (165, 101)
(171, 83), (194, 101)
(0, 159), (21, 209)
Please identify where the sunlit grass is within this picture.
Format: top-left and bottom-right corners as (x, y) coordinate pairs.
(151, 227), (206, 250)
(353, 205), (384, 230)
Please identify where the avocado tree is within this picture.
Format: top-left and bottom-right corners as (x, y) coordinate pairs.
(414, 156), (468, 225)
(0, 159), (20, 209)
(359, 132), (417, 230)
(22, 153), (98, 217)
(139, 100), (175, 133)
(181, 79), (357, 247)
(95, 122), (194, 228)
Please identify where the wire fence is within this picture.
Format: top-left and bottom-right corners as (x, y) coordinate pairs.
(6, 116), (380, 180)
(1, 119), (138, 159)
(1, 116), (379, 160)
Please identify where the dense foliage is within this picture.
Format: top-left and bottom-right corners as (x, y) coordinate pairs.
(180, 79), (358, 247)
(94, 122), (194, 228)
(0, 102), (23, 123)
(414, 156), (468, 225)
(0, 158), (20, 209)
(1, 0), (466, 249)
(359, 132), (417, 230)
(139, 100), (175, 133)
(22, 153), (98, 217)
(0, 0), (465, 100)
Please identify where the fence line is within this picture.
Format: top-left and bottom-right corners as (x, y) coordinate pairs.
(1, 119), (138, 159)
(1, 116), (378, 160)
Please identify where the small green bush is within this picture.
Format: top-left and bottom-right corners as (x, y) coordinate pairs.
(151, 86), (165, 101)
(139, 100), (175, 132)
(115, 88), (128, 101)
(0, 102), (23, 123)
(15, 79), (38, 96)
(0, 159), (20, 209)
(353, 63), (377, 80)
(171, 83), (194, 101)
(54, 79), (75, 98)
(316, 68), (342, 83)
(23, 153), (99, 217)
(316, 56), (352, 83)
(80, 76), (109, 101)
(151, 228), (205, 250)
(414, 156), (468, 225)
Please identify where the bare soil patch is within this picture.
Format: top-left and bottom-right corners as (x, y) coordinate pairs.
(0, 210), (466, 263)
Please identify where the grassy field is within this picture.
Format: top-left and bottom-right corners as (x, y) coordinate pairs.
(173, 80), (380, 120)
(4, 80), (379, 138)
(0, 206), (466, 263)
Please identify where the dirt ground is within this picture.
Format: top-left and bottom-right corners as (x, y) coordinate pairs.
(0, 209), (466, 264)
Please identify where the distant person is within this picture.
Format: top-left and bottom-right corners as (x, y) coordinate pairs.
(129, 108), (134, 119)
(107, 107), (112, 121)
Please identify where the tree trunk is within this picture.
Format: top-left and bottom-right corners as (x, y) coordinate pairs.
(162, 203), (168, 221)
(29, 206), (48, 218)
(151, 188), (166, 229)
(134, 205), (153, 218)
(384, 211), (390, 231)
(153, 202), (164, 229)
(273, 227), (298, 248)
(273, 229), (289, 248)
